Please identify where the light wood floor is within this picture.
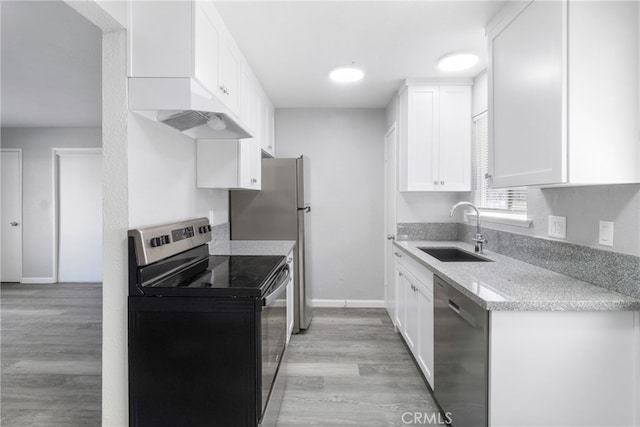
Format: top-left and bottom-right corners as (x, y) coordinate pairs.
(1, 284), (437, 426)
(1, 282), (102, 426)
(277, 308), (439, 427)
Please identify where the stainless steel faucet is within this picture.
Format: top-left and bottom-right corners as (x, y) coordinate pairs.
(450, 201), (487, 253)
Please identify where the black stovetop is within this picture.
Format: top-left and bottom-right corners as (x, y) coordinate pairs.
(143, 255), (286, 297)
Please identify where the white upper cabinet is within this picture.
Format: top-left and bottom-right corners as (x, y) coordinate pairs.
(193, 2), (221, 99)
(263, 98), (276, 157)
(130, 0), (274, 137)
(196, 139), (261, 190)
(488, 0), (640, 187)
(398, 84), (472, 192)
(217, 37), (241, 113)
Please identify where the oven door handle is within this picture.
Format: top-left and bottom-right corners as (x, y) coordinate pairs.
(264, 268), (290, 307)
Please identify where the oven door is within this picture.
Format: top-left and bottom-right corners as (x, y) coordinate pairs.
(260, 265), (289, 424)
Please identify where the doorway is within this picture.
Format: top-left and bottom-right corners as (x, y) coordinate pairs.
(1, 149), (23, 282)
(54, 149), (103, 282)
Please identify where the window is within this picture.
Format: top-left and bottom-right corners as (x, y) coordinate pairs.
(473, 113), (529, 224)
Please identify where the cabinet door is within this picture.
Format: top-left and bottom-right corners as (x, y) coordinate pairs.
(264, 101), (275, 156)
(403, 273), (418, 352)
(394, 265), (405, 331)
(438, 86), (471, 191)
(219, 39), (241, 114)
(489, 0), (566, 187)
(239, 138), (261, 190)
(239, 69), (253, 132)
(130, 1), (192, 77)
(406, 87), (439, 191)
(416, 285), (434, 388)
(193, 2), (221, 96)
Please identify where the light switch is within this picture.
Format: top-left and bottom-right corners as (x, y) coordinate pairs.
(598, 221), (614, 247)
(548, 215), (566, 239)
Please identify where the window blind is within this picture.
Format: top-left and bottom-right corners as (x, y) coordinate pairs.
(473, 113), (527, 212)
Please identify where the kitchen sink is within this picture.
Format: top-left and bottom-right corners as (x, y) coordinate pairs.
(417, 247), (493, 262)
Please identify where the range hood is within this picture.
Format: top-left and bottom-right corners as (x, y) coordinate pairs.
(128, 77), (252, 139)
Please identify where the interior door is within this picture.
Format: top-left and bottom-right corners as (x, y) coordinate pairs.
(1, 150), (22, 282)
(384, 124), (398, 318)
(57, 151), (103, 282)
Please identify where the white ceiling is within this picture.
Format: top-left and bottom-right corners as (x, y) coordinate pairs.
(214, 1), (506, 109)
(0, 1), (506, 127)
(1, 1), (102, 128)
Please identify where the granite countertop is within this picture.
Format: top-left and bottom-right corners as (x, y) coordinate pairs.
(394, 240), (640, 312)
(210, 240), (296, 257)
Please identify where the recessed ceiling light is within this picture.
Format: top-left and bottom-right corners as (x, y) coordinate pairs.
(437, 53), (479, 72)
(329, 66), (364, 83)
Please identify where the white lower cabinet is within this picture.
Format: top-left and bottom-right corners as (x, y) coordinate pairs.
(394, 249), (434, 388)
(394, 263), (405, 332)
(415, 283), (434, 386)
(489, 310), (639, 427)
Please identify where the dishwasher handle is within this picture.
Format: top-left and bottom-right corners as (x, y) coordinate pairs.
(448, 300), (460, 314)
(448, 298), (477, 328)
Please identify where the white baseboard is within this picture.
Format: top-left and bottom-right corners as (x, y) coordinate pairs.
(20, 277), (55, 284)
(312, 299), (385, 308)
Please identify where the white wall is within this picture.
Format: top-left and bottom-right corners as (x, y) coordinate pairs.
(275, 109), (386, 302)
(127, 113), (229, 228)
(527, 186), (639, 256)
(0, 127), (102, 280)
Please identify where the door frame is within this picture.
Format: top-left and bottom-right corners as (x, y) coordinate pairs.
(1, 148), (23, 283)
(383, 123), (398, 311)
(52, 147), (102, 283)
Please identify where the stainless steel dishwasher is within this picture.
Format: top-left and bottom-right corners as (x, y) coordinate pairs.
(434, 275), (489, 427)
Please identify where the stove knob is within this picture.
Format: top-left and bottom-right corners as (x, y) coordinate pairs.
(207, 225), (212, 232)
(161, 235), (170, 245)
(150, 237), (162, 247)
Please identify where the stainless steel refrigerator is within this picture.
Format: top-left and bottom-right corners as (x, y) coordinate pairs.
(230, 156), (312, 332)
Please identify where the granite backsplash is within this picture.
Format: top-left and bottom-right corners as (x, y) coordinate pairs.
(397, 222), (640, 299)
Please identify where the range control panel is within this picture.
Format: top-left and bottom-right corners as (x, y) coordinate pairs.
(128, 218), (212, 266)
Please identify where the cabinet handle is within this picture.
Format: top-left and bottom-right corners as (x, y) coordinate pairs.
(440, 180), (445, 185)
(251, 178), (257, 184)
(399, 272), (403, 277)
(268, 145), (273, 149)
(394, 252), (401, 257)
(433, 180), (438, 185)
(287, 257), (293, 263)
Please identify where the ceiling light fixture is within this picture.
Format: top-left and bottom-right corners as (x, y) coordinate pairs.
(437, 53), (479, 72)
(329, 66), (364, 83)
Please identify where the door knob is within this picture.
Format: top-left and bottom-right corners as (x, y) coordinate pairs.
(10, 221), (19, 226)
(386, 234), (395, 240)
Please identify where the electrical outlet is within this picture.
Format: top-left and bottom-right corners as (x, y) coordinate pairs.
(548, 215), (567, 239)
(598, 221), (614, 247)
